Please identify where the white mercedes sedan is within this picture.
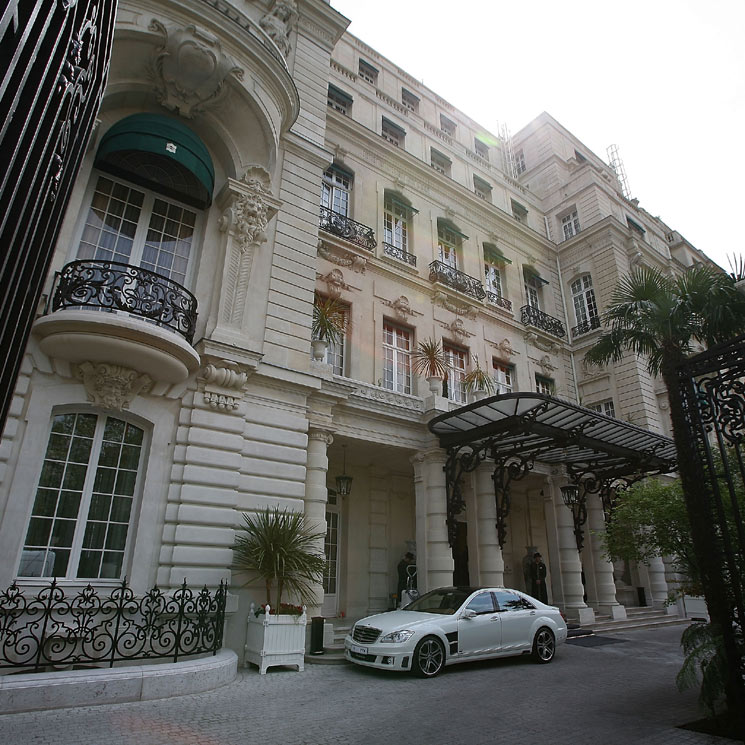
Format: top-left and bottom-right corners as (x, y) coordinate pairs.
(345, 586), (567, 677)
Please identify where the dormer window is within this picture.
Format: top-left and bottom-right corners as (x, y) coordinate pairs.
(402, 89), (419, 113)
(440, 114), (456, 137)
(430, 148), (451, 177)
(358, 59), (378, 85)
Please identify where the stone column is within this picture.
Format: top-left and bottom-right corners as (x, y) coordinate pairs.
(553, 483), (594, 625)
(587, 493), (626, 620)
(647, 554), (671, 609)
(474, 463), (504, 586)
(411, 450), (454, 593)
(303, 428), (333, 616)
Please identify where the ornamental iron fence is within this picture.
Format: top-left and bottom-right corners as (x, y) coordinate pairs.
(0, 579), (226, 672)
(429, 261), (486, 301)
(49, 260), (198, 344)
(520, 305), (566, 338)
(571, 315), (601, 338)
(382, 242), (417, 266)
(486, 291), (513, 312)
(319, 207), (376, 250)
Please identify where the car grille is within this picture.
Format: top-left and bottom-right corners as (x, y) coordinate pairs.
(349, 651), (377, 662)
(352, 625), (381, 644)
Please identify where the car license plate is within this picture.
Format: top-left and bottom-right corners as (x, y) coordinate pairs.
(350, 644), (367, 655)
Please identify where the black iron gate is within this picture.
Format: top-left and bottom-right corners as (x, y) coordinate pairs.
(0, 0), (117, 432)
(677, 333), (745, 725)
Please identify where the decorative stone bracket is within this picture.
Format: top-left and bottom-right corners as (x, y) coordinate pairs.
(380, 295), (421, 322)
(432, 291), (477, 319)
(74, 362), (153, 411)
(199, 361), (252, 411)
(524, 330), (561, 354)
(317, 241), (366, 273)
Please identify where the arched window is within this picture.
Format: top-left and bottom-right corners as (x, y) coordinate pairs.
(571, 274), (599, 334)
(18, 412), (147, 580)
(76, 114), (214, 287)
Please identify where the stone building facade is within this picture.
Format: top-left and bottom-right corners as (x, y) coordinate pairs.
(0, 0), (711, 654)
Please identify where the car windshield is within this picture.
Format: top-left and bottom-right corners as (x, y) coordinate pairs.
(402, 588), (472, 615)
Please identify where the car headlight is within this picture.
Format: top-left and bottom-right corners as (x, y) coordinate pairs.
(379, 629), (414, 643)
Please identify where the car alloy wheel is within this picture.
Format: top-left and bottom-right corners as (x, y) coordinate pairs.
(532, 627), (555, 663)
(413, 636), (445, 678)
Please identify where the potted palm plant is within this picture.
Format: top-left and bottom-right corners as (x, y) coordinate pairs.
(411, 337), (450, 395)
(463, 355), (496, 401)
(311, 294), (346, 361)
(234, 507), (326, 674)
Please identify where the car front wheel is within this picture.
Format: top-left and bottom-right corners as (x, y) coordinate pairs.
(412, 636), (445, 678)
(532, 627), (555, 663)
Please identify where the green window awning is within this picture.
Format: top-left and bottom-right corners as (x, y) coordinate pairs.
(523, 264), (549, 285)
(96, 114), (215, 207)
(438, 218), (468, 241)
(328, 84), (353, 105)
(483, 243), (512, 264)
(386, 193), (419, 215)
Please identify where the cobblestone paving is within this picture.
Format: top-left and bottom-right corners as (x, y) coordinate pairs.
(1, 626), (732, 745)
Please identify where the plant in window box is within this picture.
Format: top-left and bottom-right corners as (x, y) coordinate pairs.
(234, 507), (326, 674)
(311, 295), (346, 361)
(463, 355), (496, 401)
(411, 337), (450, 396)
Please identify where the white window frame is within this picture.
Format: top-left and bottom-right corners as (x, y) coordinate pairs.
(321, 167), (351, 217)
(444, 345), (467, 404)
(358, 59), (378, 85)
(561, 210), (581, 241)
(18, 411), (147, 581)
(401, 89), (419, 112)
(524, 275), (542, 310)
(473, 176), (492, 202)
(327, 85), (351, 115)
(492, 360), (514, 394)
(514, 149), (526, 175)
(384, 196), (409, 252)
(323, 305), (348, 376)
(571, 274), (599, 328)
(430, 149), (451, 176)
(74, 172), (201, 289)
(381, 119), (404, 148)
(588, 400), (616, 418)
(438, 225), (460, 269)
(440, 114), (456, 136)
(383, 322), (412, 394)
(485, 263), (503, 298)
(474, 138), (489, 161)
(535, 375), (554, 395)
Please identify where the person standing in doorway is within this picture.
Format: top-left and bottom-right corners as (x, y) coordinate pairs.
(397, 552), (416, 605)
(530, 552), (548, 603)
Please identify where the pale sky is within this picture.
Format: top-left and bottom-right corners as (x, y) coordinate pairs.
(330, 0), (745, 272)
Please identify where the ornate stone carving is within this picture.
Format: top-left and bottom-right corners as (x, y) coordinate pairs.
(148, 21), (243, 118)
(199, 361), (250, 411)
(74, 362), (152, 411)
(320, 268), (350, 294)
(433, 291), (477, 319)
(234, 167), (271, 253)
(259, 0), (297, 58)
(381, 295), (419, 322)
(352, 384), (423, 412)
(523, 330), (561, 354)
(490, 338), (520, 357)
(442, 317), (473, 340)
(538, 355), (557, 375)
(317, 241), (366, 273)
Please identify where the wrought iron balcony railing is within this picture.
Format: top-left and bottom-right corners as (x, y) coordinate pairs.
(382, 242), (417, 266)
(486, 291), (513, 311)
(429, 260), (486, 300)
(520, 305), (566, 338)
(0, 579), (226, 671)
(51, 260), (198, 344)
(571, 315), (601, 338)
(319, 207), (376, 250)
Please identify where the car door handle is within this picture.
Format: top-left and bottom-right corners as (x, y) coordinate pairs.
(530, 611), (535, 615)
(490, 614), (500, 621)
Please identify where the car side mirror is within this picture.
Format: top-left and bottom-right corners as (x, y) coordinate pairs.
(461, 609), (477, 620)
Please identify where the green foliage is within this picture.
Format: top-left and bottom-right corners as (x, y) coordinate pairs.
(463, 355), (496, 394)
(232, 507), (326, 612)
(677, 621), (729, 717)
(312, 295), (346, 345)
(411, 337), (450, 379)
(584, 265), (745, 376)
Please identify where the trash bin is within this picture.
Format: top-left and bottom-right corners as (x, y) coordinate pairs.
(310, 616), (324, 655)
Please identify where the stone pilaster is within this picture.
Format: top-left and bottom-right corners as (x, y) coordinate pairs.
(411, 450), (454, 593)
(587, 493), (626, 620)
(647, 554), (671, 608)
(474, 463), (504, 586)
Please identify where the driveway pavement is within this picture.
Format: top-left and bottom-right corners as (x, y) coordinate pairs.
(1, 625), (731, 744)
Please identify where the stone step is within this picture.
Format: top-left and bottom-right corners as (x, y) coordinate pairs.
(305, 647), (348, 665)
(591, 615), (688, 634)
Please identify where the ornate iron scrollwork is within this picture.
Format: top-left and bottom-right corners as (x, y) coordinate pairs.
(492, 451), (535, 549)
(51, 260), (198, 343)
(429, 260), (486, 301)
(319, 207), (376, 250)
(571, 315), (601, 338)
(382, 242), (417, 266)
(486, 291), (512, 311)
(444, 444), (487, 548)
(520, 305), (566, 338)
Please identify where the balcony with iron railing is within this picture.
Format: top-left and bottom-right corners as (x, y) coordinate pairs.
(520, 305), (566, 338)
(382, 242), (417, 267)
(319, 207), (376, 250)
(32, 260), (201, 383)
(571, 315), (601, 338)
(485, 291), (512, 312)
(429, 260), (486, 301)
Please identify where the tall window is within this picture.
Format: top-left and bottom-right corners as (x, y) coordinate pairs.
(19, 412), (145, 580)
(561, 210), (581, 240)
(492, 360), (514, 394)
(588, 400), (615, 418)
(384, 194), (409, 252)
(485, 263), (503, 297)
(383, 322), (412, 394)
(535, 375), (554, 395)
(78, 176), (196, 287)
(514, 149), (526, 175)
(323, 305), (348, 375)
(525, 275), (542, 310)
(321, 167), (351, 217)
(444, 345), (467, 404)
(438, 224), (460, 269)
(571, 274), (599, 330)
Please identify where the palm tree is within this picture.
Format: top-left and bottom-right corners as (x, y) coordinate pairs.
(233, 507), (326, 612)
(585, 263), (745, 722)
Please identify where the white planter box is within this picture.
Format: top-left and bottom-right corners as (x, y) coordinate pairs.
(245, 604), (307, 674)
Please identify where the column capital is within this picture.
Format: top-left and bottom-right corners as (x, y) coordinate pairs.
(308, 428), (334, 446)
